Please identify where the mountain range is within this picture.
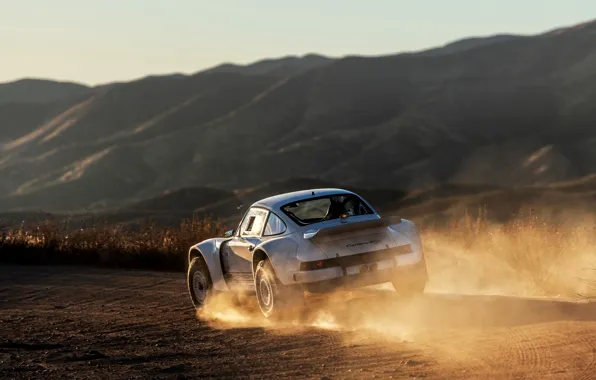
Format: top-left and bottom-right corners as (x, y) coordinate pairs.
(1, 19), (595, 224)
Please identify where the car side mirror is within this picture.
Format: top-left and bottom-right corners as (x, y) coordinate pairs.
(224, 229), (235, 238)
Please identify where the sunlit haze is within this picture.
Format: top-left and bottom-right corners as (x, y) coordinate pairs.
(2, 0), (595, 85)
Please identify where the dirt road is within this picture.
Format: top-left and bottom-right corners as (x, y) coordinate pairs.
(1, 265), (595, 379)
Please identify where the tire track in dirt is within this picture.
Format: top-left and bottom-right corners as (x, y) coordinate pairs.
(573, 326), (596, 380)
(491, 326), (553, 378)
(411, 329), (493, 378)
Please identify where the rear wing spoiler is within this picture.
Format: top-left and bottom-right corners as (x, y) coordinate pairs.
(303, 216), (402, 243)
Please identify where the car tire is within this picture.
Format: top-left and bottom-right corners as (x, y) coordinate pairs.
(254, 259), (304, 320)
(187, 256), (214, 309)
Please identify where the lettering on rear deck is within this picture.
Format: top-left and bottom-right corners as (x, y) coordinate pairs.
(346, 240), (380, 248)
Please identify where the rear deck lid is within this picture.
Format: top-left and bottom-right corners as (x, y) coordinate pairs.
(304, 216), (406, 257)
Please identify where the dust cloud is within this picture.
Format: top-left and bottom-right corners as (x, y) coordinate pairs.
(197, 289), (417, 343)
(422, 214), (596, 298)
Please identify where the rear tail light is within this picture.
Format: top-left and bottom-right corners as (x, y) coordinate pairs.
(299, 258), (339, 271)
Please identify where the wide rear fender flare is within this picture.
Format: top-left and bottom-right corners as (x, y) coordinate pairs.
(253, 236), (299, 286)
(189, 239), (230, 292)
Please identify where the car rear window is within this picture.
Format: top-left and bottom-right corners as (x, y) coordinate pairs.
(281, 194), (373, 225)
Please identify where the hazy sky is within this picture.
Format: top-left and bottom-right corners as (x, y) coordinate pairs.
(2, 0), (594, 85)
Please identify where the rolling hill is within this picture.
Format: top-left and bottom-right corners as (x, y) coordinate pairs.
(0, 79), (90, 105)
(0, 19), (595, 215)
(202, 54), (333, 77)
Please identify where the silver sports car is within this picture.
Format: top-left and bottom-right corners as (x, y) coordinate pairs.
(187, 188), (428, 319)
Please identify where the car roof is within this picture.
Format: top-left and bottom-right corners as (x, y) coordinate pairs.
(252, 188), (357, 210)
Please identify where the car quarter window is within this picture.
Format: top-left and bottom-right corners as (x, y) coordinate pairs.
(263, 212), (287, 236)
(240, 208), (268, 236)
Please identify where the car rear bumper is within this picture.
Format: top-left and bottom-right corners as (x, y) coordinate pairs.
(292, 254), (428, 294)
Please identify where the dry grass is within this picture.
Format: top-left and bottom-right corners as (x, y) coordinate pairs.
(1, 210), (595, 298)
(0, 215), (226, 272)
